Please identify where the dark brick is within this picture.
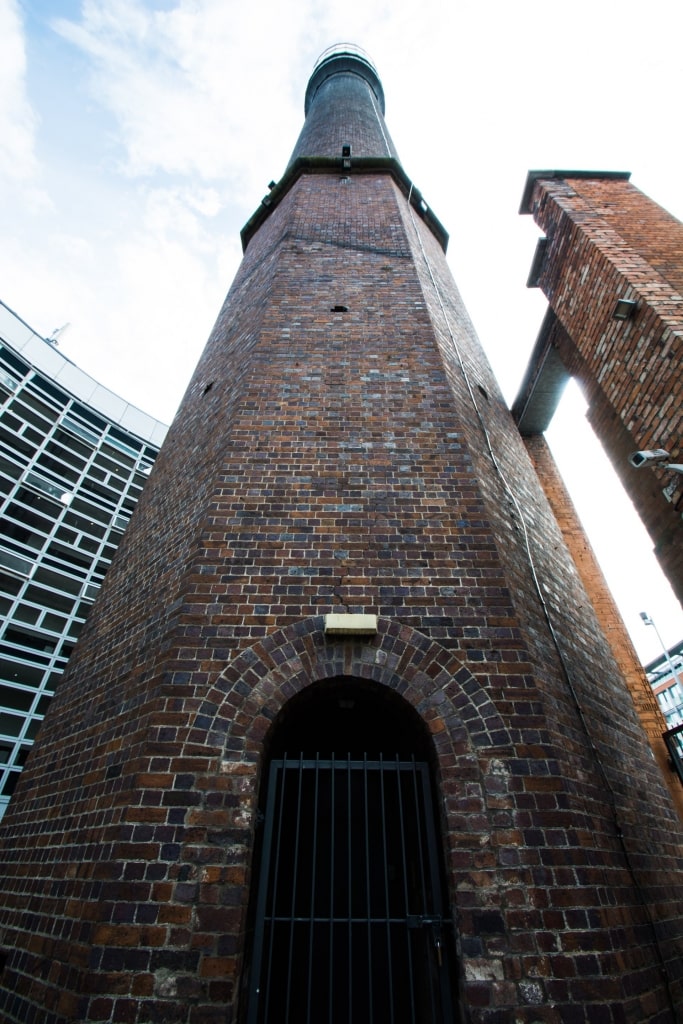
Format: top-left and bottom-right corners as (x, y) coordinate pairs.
(0, 45), (681, 1024)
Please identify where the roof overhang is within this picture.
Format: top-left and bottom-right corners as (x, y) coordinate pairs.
(519, 169), (631, 215)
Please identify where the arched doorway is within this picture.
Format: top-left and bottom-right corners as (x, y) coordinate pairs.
(242, 677), (456, 1023)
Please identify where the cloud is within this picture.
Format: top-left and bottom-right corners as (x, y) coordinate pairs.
(44, 178), (241, 422)
(142, 185), (224, 245)
(52, 0), (315, 189)
(0, 0), (43, 192)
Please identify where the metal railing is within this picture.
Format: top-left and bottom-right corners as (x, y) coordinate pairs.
(311, 44), (378, 77)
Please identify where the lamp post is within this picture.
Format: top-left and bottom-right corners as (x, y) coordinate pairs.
(640, 611), (683, 688)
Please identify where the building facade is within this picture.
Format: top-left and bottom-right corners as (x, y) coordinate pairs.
(514, 171), (683, 605)
(0, 300), (165, 819)
(645, 640), (683, 781)
(0, 47), (682, 1024)
(648, 640), (683, 730)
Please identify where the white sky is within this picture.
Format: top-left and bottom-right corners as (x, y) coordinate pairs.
(1, 0), (681, 663)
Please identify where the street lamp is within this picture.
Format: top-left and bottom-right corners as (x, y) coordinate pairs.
(640, 611), (682, 687)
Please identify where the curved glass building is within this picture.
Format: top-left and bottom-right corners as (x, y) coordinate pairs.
(0, 299), (166, 819)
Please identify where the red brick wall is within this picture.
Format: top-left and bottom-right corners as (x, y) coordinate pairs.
(524, 432), (683, 819)
(527, 176), (683, 602)
(572, 178), (683, 295)
(0, 83), (682, 1024)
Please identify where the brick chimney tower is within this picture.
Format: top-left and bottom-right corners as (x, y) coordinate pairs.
(515, 171), (683, 605)
(0, 45), (681, 1024)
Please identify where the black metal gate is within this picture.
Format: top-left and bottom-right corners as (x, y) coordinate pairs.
(245, 755), (454, 1024)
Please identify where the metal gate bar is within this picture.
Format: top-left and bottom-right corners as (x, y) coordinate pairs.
(348, 756), (355, 1024)
(328, 758), (335, 1022)
(394, 756), (417, 1022)
(362, 756), (374, 1020)
(245, 755), (453, 1024)
(378, 757), (394, 1024)
(305, 757), (319, 1024)
(284, 754), (303, 1016)
(410, 760), (438, 1022)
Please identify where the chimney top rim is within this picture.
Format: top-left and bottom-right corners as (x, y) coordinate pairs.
(305, 43), (385, 115)
(311, 43), (379, 77)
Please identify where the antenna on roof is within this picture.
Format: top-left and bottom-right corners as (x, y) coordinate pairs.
(46, 323), (70, 347)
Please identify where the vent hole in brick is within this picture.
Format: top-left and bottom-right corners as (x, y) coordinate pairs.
(203, 381), (214, 395)
(331, 305), (348, 313)
(477, 385), (489, 401)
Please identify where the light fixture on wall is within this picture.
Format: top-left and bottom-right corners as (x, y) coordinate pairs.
(324, 613), (377, 636)
(612, 298), (638, 320)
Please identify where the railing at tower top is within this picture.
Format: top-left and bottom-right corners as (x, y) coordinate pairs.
(311, 43), (379, 78)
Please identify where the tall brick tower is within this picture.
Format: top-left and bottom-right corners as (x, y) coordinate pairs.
(514, 171), (683, 604)
(0, 46), (682, 1024)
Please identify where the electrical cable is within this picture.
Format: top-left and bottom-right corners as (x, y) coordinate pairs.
(403, 187), (677, 1017)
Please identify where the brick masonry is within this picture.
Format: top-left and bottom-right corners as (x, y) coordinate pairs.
(0, 54), (681, 1024)
(523, 175), (683, 603)
(523, 432), (683, 819)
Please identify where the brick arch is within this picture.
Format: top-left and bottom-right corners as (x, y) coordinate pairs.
(194, 615), (511, 759)
(182, 619), (517, 1022)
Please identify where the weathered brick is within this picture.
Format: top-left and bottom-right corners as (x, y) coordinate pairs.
(0, 46), (680, 1024)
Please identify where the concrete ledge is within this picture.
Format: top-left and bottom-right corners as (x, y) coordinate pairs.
(241, 156), (449, 253)
(519, 169), (631, 215)
(526, 237), (548, 288)
(511, 308), (570, 434)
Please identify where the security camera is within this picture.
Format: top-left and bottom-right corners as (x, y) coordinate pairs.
(629, 449), (670, 468)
